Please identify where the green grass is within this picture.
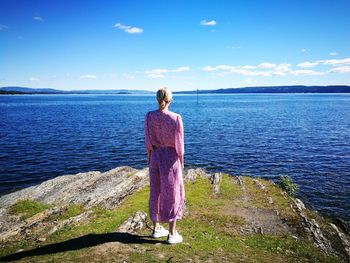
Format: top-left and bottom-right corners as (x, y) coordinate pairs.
(55, 204), (85, 221)
(8, 199), (52, 220)
(0, 174), (344, 262)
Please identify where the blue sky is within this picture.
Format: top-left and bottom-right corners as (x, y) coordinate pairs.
(1, 0), (350, 91)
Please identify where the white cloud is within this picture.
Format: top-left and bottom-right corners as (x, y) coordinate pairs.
(80, 75), (97, 79)
(296, 61), (319, 68)
(301, 48), (311, 52)
(145, 66), (189, 78)
(321, 58), (350, 66)
(172, 66), (190, 72)
(257, 62), (276, 69)
(202, 64), (271, 76)
(33, 16), (43, 21)
(146, 69), (168, 75)
(113, 22), (143, 34)
(202, 65), (237, 71)
(328, 66), (350, 74)
(148, 73), (165, 78)
(202, 66), (217, 71)
(125, 27), (143, 34)
(29, 77), (40, 81)
(291, 70), (324, 76)
(231, 69), (271, 76)
(217, 65), (237, 70)
(329, 52), (337, 56)
(0, 24), (9, 30)
(200, 20), (217, 26)
(272, 63), (292, 76)
(242, 65), (257, 70)
(201, 58), (350, 77)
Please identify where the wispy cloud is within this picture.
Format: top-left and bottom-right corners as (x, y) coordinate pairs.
(148, 73), (165, 78)
(273, 63), (292, 76)
(257, 62), (277, 69)
(145, 66), (189, 78)
(321, 58), (350, 66)
(33, 16), (43, 22)
(300, 48), (311, 52)
(329, 52), (337, 56)
(80, 75), (97, 79)
(328, 66), (350, 74)
(200, 20), (217, 26)
(0, 24), (9, 31)
(232, 69), (271, 76)
(113, 22), (143, 34)
(202, 63), (286, 76)
(296, 61), (319, 68)
(291, 70), (324, 76)
(29, 77), (40, 81)
(202, 57), (350, 78)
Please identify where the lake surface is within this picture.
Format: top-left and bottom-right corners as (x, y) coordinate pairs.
(1, 94), (349, 221)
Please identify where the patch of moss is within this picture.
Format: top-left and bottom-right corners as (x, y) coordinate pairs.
(56, 204), (85, 221)
(127, 171), (138, 177)
(8, 199), (52, 220)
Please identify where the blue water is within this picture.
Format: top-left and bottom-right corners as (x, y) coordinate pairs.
(1, 94), (349, 221)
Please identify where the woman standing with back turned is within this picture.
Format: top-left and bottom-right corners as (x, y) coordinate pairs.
(144, 87), (185, 244)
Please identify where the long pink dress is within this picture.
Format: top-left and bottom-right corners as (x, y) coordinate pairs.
(144, 109), (185, 223)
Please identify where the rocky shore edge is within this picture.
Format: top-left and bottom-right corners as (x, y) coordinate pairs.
(0, 166), (349, 262)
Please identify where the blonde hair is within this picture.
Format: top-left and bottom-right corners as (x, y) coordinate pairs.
(156, 87), (173, 110)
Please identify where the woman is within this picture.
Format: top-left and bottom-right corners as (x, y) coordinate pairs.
(144, 87), (185, 244)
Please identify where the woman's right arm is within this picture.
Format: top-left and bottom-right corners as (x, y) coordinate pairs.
(144, 113), (153, 164)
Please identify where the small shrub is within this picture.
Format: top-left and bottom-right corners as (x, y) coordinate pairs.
(278, 175), (299, 197)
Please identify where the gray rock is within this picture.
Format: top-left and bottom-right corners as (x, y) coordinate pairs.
(267, 197), (274, 204)
(211, 173), (222, 194)
(293, 198), (334, 255)
(0, 166), (148, 209)
(0, 166), (149, 241)
(236, 176), (244, 186)
(252, 179), (266, 190)
(184, 168), (210, 182)
(118, 211), (147, 234)
(330, 223), (350, 260)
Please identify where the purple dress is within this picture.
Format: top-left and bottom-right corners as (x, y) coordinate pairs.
(144, 109), (185, 223)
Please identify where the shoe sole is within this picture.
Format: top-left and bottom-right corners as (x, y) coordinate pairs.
(152, 232), (169, 238)
(166, 240), (183, 244)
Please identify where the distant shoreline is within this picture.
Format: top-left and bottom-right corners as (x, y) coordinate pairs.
(1, 85), (350, 95)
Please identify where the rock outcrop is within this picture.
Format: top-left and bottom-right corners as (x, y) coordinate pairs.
(0, 166), (149, 242)
(0, 166), (349, 262)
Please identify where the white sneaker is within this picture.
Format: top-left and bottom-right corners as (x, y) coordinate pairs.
(167, 231), (183, 244)
(152, 226), (169, 238)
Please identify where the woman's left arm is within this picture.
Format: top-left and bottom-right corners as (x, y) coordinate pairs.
(175, 115), (185, 169)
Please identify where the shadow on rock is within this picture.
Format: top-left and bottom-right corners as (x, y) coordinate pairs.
(1, 232), (161, 262)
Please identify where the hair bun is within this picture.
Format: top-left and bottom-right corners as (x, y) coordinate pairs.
(160, 100), (166, 109)
(156, 87), (172, 110)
